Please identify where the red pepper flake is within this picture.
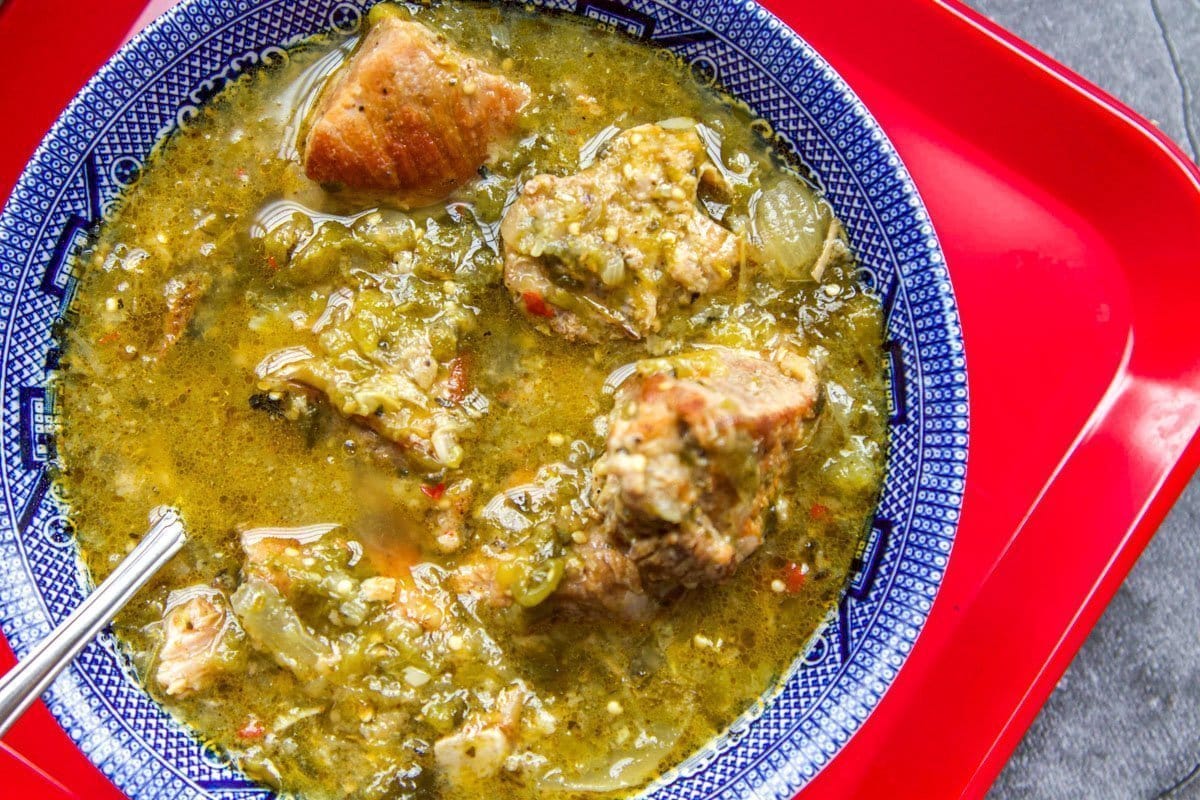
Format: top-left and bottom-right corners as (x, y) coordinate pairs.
(521, 291), (555, 318)
(266, 255), (280, 272)
(236, 719), (266, 740)
(809, 503), (830, 521)
(783, 562), (808, 593)
(236, 167), (248, 180)
(446, 356), (469, 402)
(97, 330), (120, 345)
(421, 482), (446, 500)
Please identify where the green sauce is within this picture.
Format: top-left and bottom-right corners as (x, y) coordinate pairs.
(55, 4), (888, 798)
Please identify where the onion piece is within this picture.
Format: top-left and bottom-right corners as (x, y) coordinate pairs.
(753, 177), (833, 282)
(230, 577), (338, 680)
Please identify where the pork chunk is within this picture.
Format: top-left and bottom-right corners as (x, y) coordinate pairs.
(453, 349), (817, 617)
(303, 15), (530, 204)
(501, 123), (743, 341)
(588, 348), (819, 598)
(555, 537), (650, 619)
(434, 684), (526, 785)
(156, 586), (241, 697)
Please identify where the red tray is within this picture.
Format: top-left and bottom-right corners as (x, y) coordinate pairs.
(4, 0), (1200, 798)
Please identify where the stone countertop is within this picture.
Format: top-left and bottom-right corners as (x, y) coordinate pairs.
(962, 2), (1200, 799)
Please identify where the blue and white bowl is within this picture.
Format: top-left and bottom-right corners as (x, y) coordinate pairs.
(0, 1), (967, 797)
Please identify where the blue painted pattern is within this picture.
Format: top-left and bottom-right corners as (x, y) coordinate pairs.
(0, 1), (968, 798)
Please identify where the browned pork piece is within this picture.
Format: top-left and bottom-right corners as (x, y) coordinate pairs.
(569, 347), (820, 604)
(453, 348), (819, 617)
(303, 15), (530, 204)
(155, 586), (241, 697)
(500, 122), (744, 341)
(553, 535), (650, 618)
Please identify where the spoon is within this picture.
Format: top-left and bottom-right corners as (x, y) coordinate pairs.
(0, 506), (186, 737)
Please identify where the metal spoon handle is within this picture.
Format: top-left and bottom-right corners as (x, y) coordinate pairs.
(0, 506), (186, 737)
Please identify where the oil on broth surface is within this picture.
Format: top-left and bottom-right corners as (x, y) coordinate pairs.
(55, 3), (888, 798)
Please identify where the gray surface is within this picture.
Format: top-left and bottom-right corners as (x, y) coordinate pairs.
(965, 2), (1200, 799)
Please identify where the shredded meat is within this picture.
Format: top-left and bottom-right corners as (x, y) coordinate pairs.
(500, 123), (743, 341)
(158, 272), (211, 353)
(430, 479), (474, 553)
(303, 15), (529, 204)
(156, 586), (238, 697)
(449, 559), (514, 609)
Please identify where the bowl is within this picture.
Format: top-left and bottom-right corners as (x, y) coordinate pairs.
(0, 1), (967, 797)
